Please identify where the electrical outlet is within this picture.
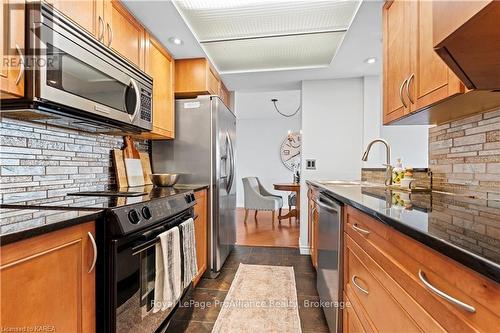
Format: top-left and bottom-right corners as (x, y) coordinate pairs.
(306, 159), (316, 170)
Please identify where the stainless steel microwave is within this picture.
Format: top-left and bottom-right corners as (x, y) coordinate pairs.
(1, 2), (152, 133)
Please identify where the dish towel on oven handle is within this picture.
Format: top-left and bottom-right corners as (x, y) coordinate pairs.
(179, 218), (198, 288)
(153, 227), (182, 313)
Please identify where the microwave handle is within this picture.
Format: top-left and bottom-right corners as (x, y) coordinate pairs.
(129, 78), (141, 122)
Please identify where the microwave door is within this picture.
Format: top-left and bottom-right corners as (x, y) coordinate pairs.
(38, 22), (140, 124)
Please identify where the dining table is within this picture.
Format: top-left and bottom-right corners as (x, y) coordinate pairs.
(273, 183), (300, 222)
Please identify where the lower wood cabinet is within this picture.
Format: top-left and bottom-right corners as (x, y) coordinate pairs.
(307, 187), (319, 269)
(343, 205), (500, 333)
(193, 189), (208, 286)
(0, 222), (96, 332)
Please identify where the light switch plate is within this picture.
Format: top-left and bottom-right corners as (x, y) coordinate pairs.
(306, 159), (316, 170)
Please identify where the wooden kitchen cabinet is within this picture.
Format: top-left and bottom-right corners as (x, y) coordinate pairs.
(382, 0), (412, 124)
(1, 0), (25, 99)
(0, 222), (96, 332)
(108, 0), (145, 69)
(48, 0), (103, 40)
(175, 58), (221, 98)
(192, 188), (208, 286)
(307, 187), (319, 269)
(219, 82), (231, 108)
(382, 0), (476, 125)
(137, 34), (175, 140)
(344, 205), (500, 333)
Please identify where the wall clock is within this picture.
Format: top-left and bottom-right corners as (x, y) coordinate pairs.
(280, 132), (302, 171)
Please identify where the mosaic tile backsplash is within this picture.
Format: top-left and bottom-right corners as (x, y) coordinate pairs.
(0, 117), (148, 204)
(429, 107), (500, 199)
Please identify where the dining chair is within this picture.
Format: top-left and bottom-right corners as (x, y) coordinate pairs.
(242, 177), (283, 223)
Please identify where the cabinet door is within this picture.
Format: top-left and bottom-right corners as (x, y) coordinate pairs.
(145, 36), (175, 139)
(219, 82), (231, 107)
(409, 1), (463, 112)
(311, 201), (319, 269)
(207, 66), (220, 95)
(343, 295), (367, 333)
(49, 0), (103, 40)
(1, 0), (24, 99)
(383, 0), (412, 124)
(108, 0), (145, 69)
(0, 222), (96, 332)
(193, 189), (208, 286)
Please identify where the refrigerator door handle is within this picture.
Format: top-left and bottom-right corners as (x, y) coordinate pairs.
(226, 131), (235, 193)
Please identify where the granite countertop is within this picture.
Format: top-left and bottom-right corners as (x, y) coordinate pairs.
(0, 184), (209, 246)
(307, 180), (500, 283)
(0, 208), (104, 246)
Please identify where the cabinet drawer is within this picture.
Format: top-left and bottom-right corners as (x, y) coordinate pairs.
(343, 293), (368, 333)
(345, 206), (500, 332)
(344, 235), (423, 333)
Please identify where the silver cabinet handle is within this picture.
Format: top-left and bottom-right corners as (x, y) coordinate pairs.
(352, 275), (369, 295)
(406, 73), (415, 104)
(399, 78), (408, 108)
(107, 23), (112, 47)
(98, 16), (104, 42)
(418, 270), (476, 313)
(87, 232), (97, 273)
(15, 44), (24, 85)
(351, 223), (371, 236)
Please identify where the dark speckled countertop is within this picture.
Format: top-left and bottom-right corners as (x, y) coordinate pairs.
(0, 184), (209, 246)
(307, 180), (500, 283)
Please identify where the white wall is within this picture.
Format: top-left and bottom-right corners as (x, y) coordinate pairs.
(300, 78), (364, 252)
(234, 90), (301, 207)
(362, 76), (429, 168)
(299, 76), (429, 253)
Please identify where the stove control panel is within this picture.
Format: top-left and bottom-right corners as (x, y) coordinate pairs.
(109, 191), (196, 235)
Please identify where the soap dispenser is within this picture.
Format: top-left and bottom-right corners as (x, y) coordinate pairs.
(392, 158), (405, 184)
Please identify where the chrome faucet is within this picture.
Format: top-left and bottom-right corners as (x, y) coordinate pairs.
(362, 139), (393, 186)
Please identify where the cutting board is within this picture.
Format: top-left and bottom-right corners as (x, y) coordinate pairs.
(140, 152), (153, 185)
(112, 149), (128, 188)
(123, 136), (144, 187)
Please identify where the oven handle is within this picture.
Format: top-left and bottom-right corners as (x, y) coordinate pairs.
(131, 214), (198, 256)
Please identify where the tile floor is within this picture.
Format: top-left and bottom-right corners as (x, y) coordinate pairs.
(167, 246), (329, 333)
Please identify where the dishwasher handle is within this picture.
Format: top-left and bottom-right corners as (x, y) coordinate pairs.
(313, 195), (341, 213)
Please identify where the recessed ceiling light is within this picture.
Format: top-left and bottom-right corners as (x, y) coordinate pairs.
(168, 37), (183, 45)
(364, 57), (377, 64)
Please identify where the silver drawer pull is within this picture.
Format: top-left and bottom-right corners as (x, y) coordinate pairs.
(88, 232), (97, 274)
(351, 223), (370, 235)
(418, 270), (476, 313)
(351, 275), (369, 295)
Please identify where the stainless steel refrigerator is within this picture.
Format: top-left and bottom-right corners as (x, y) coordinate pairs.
(151, 96), (236, 277)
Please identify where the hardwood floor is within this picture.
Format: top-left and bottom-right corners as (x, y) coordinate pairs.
(235, 208), (300, 248)
(167, 246), (328, 333)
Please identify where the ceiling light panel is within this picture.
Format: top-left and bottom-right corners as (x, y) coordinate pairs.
(202, 31), (344, 72)
(175, 0), (360, 41)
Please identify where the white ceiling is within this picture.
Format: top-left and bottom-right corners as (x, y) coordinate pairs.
(124, 0), (382, 92)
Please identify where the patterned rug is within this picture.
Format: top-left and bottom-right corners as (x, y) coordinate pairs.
(212, 264), (302, 333)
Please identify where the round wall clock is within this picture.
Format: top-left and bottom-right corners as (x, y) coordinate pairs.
(280, 132), (302, 171)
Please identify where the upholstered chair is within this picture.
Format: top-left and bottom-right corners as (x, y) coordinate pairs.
(242, 177), (283, 223)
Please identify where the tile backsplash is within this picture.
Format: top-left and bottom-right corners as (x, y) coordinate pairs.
(0, 117), (148, 204)
(429, 107), (500, 199)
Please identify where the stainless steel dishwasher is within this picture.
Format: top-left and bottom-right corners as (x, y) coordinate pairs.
(314, 191), (343, 333)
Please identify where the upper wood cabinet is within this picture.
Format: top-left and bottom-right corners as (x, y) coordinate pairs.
(1, 0), (25, 99)
(175, 58), (221, 98)
(219, 82), (231, 108)
(48, 0), (145, 70)
(383, 0), (464, 125)
(433, 1), (500, 90)
(382, 0), (412, 124)
(137, 34), (175, 140)
(108, 0), (145, 69)
(383, 0), (500, 125)
(1, 222), (96, 332)
(48, 0), (103, 39)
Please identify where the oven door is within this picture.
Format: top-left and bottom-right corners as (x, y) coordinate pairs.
(112, 226), (176, 333)
(36, 15), (141, 127)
